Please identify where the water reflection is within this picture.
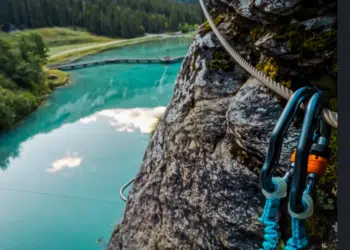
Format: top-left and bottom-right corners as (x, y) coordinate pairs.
(0, 62), (181, 170)
(47, 153), (83, 173)
(83, 106), (166, 133)
(0, 37), (192, 250)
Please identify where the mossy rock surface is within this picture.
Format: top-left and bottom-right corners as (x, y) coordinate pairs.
(208, 49), (236, 72)
(256, 57), (279, 80)
(199, 15), (225, 36)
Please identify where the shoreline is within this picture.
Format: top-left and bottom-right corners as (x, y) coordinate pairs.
(48, 32), (195, 66)
(0, 69), (71, 134)
(1, 34), (193, 134)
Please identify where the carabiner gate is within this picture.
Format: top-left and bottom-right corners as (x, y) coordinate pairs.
(260, 86), (317, 194)
(288, 90), (331, 216)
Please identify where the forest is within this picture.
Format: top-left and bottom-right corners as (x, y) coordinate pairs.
(0, 0), (203, 38)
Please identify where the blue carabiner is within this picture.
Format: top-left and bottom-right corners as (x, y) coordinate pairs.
(289, 91), (329, 214)
(260, 86), (317, 194)
(284, 91), (331, 250)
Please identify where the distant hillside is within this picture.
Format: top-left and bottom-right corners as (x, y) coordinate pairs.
(0, 0), (203, 38)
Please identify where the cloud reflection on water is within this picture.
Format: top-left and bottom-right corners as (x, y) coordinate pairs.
(47, 153), (83, 173)
(79, 106), (166, 134)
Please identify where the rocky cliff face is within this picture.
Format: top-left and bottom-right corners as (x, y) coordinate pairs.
(108, 0), (337, 249)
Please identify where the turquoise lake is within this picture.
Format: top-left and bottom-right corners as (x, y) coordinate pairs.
(0, 37), (191, 250)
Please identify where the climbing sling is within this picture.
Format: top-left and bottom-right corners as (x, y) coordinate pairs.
(259, 87), (332, 250)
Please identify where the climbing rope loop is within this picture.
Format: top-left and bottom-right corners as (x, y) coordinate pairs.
(198, 0), (338, 128)
(259, 176), (288, 250)
(259, 197), (281, 250)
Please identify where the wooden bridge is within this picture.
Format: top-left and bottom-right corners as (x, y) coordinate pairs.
(49, 56), (185, 71)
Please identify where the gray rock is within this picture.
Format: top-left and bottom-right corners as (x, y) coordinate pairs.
(107, 46), (300, 250)
(108, 0), (337, 249)
(227, 77), (299, 171)
(255, 33), (292, 56)
(218, 0), (303, 23)
(254, 0), (303, 15)
(297, 50), (335, 67)
(220, 0), (272, 23)
(301, 16), (336, 31)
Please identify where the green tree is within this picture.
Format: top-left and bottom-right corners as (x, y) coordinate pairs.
(0, 34), (47, 131)
(30, 33), (49, 64)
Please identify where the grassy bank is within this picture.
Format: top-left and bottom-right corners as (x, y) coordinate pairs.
(17, 27), (113, 47)
(45, 69), (70, 89)
(48, 42), (108, 56)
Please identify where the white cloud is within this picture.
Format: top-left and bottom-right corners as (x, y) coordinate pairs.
(47, 154), (83, 173)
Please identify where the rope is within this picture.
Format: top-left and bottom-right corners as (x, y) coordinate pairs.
(259, 198), (281, 250)
(198, 0), (338, 128)
(258, 198), (309, 250)
(285, 218), (308, 250)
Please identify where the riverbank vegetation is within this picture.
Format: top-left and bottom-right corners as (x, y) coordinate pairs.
(1, 0), (203, 38)
(45, 69), (69, 89)
(0, 33), (67, 132)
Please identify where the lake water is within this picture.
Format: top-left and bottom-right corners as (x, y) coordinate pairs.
(0, 37), (191, 250)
